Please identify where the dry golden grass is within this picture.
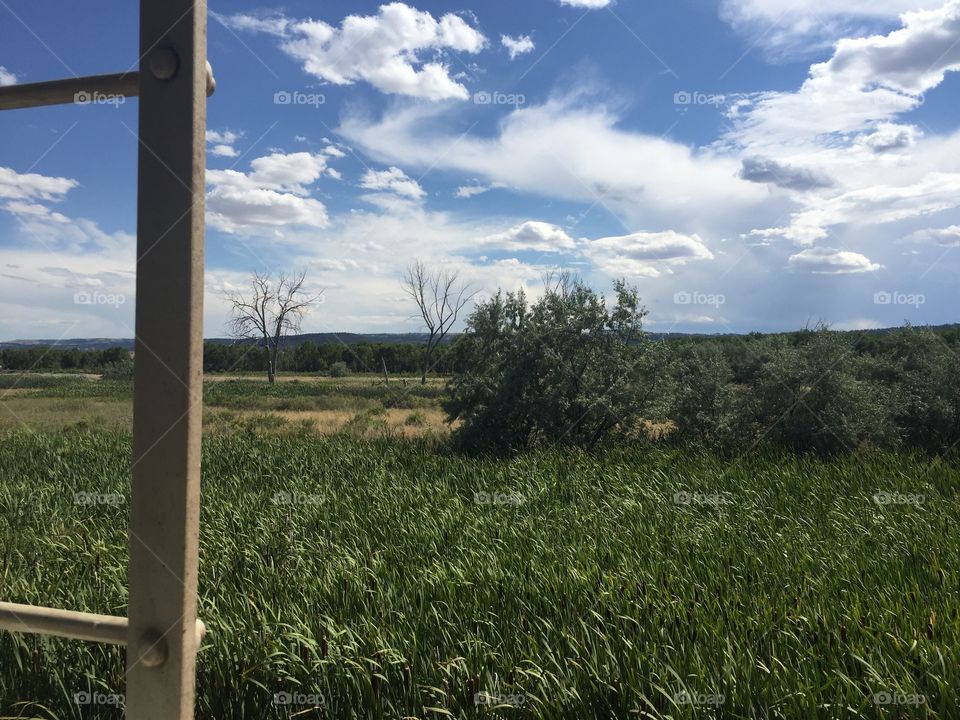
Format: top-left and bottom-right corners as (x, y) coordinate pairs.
(0, 404), (449, 438)
(222, 407), (451, 437)
(0, 398), (132, 431)
(643, 419), (676, 439)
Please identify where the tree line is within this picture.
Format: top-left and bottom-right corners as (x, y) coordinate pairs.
(203, 340), (455, 375)
(0, 342), (453, 376)
(444, 274), (960, 456)
(0, 346), (130, 372)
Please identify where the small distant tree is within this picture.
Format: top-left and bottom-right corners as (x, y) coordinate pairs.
(329, 361), (350, 377)
(226, 271), (320, 383)
(402, 260), (473, 384)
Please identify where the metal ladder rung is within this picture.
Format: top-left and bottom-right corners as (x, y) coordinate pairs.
(0, 601), (206, 647)
(0, 63), (215, 111)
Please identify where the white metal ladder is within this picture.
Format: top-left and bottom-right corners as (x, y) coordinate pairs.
(0, 2), (213, 717)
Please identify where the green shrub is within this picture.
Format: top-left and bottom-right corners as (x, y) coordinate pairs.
(881, 327), (960, 453)
(445, 277), (670, 452)
(749, 330), (898, 455)
(670, 342), (745, 448)
(329, 361), (350, 377)
(100, 359), (135, 381)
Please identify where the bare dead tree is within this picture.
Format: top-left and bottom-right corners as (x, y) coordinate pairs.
(402, 260), (474, 384)
(542, 269), (578, 298)
(225, 271), (320, 383)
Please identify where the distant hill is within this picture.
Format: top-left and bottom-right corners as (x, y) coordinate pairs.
(0, 338), (138, 351)
(0, 333), (439, 351)
(2, 324), (958, 351)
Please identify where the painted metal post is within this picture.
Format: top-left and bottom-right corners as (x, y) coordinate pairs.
(126, 0), (207, 717)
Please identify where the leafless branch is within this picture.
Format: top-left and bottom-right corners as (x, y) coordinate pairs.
(225, 270), (322, 382)
(402, 260), (474, 383)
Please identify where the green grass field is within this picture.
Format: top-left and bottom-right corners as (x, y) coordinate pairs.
(0, 374), (958, 718)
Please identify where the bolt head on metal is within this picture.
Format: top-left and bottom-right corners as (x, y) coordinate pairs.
(137, 630), (168, 668)
(149, 48), (179, 81)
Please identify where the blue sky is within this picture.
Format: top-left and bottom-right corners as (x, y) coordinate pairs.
(1, 0), (960, 340)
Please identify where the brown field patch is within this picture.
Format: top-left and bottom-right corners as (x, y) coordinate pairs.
(230, 407), (452, 437)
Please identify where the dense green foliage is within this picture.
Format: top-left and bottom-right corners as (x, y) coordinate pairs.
(666, 326), (960, 456)
(7, 377), (132, 399)
(0, 347), (129, 372)
(0, 374), (91, 390)
(1, 429), (958, 718)
(445, 280), (669, 452)
(204, 341), (455, 375)
(445, 279), (960, 456)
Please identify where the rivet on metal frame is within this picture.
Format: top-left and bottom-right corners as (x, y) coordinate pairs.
(136, 629), (169, 668)
(149, 47), (179, 81)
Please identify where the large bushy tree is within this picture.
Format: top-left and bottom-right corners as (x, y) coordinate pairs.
(444, 275), (668, 452)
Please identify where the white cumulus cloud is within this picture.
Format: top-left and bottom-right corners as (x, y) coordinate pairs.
(559, 0), (613, 8)
(788, 247), (880, 274)
(206, 129), (242, 158)
(902, 225), (960, 247)
(727, 1), (960, 148)
(501, 34), (535, 59)
(582, 231), (715, 278)
(0, 166), (77, 203)
(206, 152), (330, 234)
(481, 221), (576, 252)
(216, 3), (486, 100)
(749, 173), (960, 246)
(360, 166), (425, 199)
